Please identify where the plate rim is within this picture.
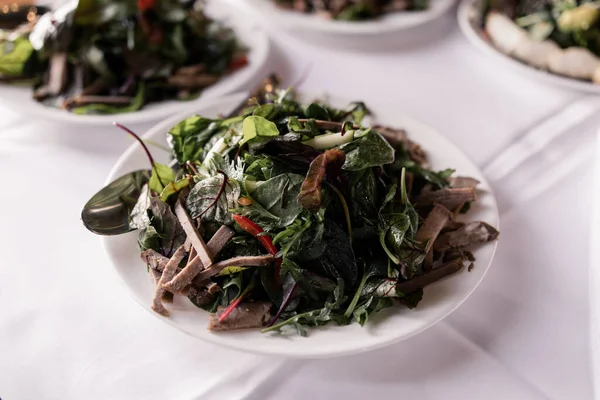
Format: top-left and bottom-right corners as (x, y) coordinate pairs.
(101, 91), (499, 359)
(457, 0), (600, 94)
(0, 4), (271, 125)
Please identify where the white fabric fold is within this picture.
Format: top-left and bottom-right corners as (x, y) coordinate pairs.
(591, 131), (600, 399)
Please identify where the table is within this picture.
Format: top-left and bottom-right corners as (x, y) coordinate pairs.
(0, 7), (595, 400)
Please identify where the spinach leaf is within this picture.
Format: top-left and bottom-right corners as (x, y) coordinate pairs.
(252, 104), (280, 120)
(185, 175), (241, 225)
(305, 103), (330, 120)
(244, 154), (288, 181)
(139, 198), (186, 257)
(250, 173), (305, 228)
(340, 130), (395, 171)
(376, 175), (423, 274)
(398, 288), (424, 309)
(287, 117), (320, 137)
(348, 169), (378, 220)
(167, 116), (222, 164)
(273, 214), (325, 260)
(148, 162), (176, 194)
(241, 115), (280, 146)
(315, 220), (357, 286)
(230, 198), (281, 231)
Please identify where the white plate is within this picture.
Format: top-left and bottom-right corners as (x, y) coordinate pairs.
(235, 0), (455, 45)
(102, 91), (499, 358)
(458, 0), (600, 94)
(0, 3), (270, 125)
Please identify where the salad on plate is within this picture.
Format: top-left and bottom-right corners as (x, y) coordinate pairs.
(0, 0), (247, 115)
(482, 0), (600, 83)
(89, 81), (499, 336)
(272, 0), (429, 20)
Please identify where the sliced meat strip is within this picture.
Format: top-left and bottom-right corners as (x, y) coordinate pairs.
(395, 258), (464, 295)
(208, 301), (271, 332)
(206, 225), (235, 259)
(442, 220), (465, 233)
(162, 256), (203, 294)
(167, 74), (219, 89)
(416, 204), (453, 252)
(141, 249), (169, 271)
(416, 187), (477, 211)
(415, 204), (453, 269)
(434, 221), (499, 252)
(193, 255), (274, 286)
(151, 245), (186, 316)
(163, 225), (235, 293)
(151, 269), (173, 303)
(187, 286), (215, 307)
(174, 200), (212, 267)
(449, 176), (480, 189)
(188, 246), (197, 264)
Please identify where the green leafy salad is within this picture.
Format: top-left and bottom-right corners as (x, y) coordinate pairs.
(117, 83), (498, 335)
(274, 0), (428, 21)
(0, 0), (247, 115)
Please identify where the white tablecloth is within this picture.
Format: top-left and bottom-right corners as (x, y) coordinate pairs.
(0, 8), (596, 400)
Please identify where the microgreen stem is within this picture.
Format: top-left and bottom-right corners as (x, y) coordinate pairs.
(114, 122), (170, 190)
(142, 139), (171, 153)
(326, 183), (352, 243)
(114, 122), (156, 167)
(261, 309), (316, 333)
(400, 167), (408, 206)
(344, 272), (368, 318)
(266, 282), (297, 327)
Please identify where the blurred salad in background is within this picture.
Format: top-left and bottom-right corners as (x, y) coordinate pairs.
(0, 0), (247, 115)
(273, 0), (429, 21)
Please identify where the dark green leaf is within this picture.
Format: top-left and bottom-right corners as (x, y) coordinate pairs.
(140, 198), (186, 257)
(167, 116), (221, 164)
(340, 130), (395, 171)
(305, 103), (330, 120)
(397, 288), (424, 309)
(316, 220), (357, 286)
(252, 104), (280, 120)
(250, 173), (305, 228)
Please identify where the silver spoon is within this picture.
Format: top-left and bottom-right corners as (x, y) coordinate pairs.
(81, 75), (280, 236)
(81, 169), (151, 235)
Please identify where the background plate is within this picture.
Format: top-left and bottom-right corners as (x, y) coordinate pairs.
(458, 0), (600, 94)
(234, 0), (455, 47)
(102, 91), (499, 359)
(0, 3), (270, 125)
